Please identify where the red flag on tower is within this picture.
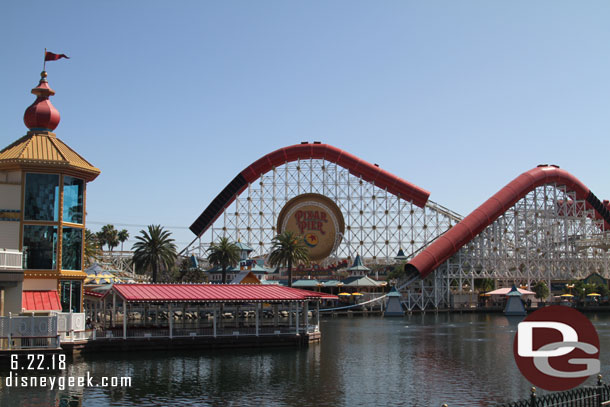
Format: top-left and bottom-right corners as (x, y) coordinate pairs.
(44, 51), (70, 61)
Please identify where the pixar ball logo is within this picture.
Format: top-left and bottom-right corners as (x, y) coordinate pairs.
(513, 306), (600, 391)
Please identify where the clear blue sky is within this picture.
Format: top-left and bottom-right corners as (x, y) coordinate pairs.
(2, 1), (609, 250)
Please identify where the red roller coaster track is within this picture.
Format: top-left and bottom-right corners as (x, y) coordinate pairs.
(407, 165), (610, 278)
(190, 142), (430, 237)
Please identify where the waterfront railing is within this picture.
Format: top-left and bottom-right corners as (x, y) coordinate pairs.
(94, 324), (318, 340)
(0, 313), (60, 350)
(440, 377), (610, 407)
(494, 380), (610, 407)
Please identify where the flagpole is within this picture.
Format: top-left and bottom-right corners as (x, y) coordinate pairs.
(43, 48), (47, 71)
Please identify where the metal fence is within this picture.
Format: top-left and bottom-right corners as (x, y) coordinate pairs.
(95, 324), (318, 340)
(0, 312), (89, 349)
(0, 313), (60, 350)
(492, 378), (610, 407)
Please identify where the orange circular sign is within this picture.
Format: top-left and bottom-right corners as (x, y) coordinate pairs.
(277, 194), (345, 261)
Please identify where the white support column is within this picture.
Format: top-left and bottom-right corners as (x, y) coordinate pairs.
(255, 303), (260, 336)
(182, 304), (187, 330)
(102, 298), (106, 329)
(196, 304), (200, 330)
(123, 301), (127, 339)
(7, 313), (11, 350)
(112, 292), (116, 328)
(213, 304), (217, 337)
(316, 301), (320, 331)
(295, 302), (300, 334)
(169, 303), (173, 339)
(236, 305), (240, 331)
(304, 301), (309, 333)
(143, 304), (147, 327)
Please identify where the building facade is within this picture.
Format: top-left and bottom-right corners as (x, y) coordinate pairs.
(0, 71), (100, 314)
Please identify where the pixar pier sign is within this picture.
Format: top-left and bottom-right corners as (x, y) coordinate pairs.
(277, 193), (345, 262)
(294, 210), (329, 236)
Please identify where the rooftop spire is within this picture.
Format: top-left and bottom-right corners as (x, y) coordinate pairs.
(23, 71), (60, 132)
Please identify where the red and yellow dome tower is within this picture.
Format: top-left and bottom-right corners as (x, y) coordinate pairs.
(0, 71), (100, 313)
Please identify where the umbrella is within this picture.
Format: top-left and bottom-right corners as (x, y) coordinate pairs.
(338, 292), (351, 296)
(351, 292), (364, 296)
(560, 294), (574, 298)
(587, 293), (601, 297)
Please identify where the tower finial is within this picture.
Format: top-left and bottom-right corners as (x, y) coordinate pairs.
(23, 71), (60, 132)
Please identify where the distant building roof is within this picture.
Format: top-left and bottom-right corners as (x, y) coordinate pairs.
(261, 280), (281, 285)
(84, 264), (122, 284)
(235, 242), (254, 252)
(207, 261), (271, 275)
(206, 265), (240, 274)
(230, 271), (261, 285)
(507, 285), (523, 297)
(486, 287), (535, 296)
(249, 262), (271, 274)
(342, 275), (385, 287)
(394, 249), (408, 261)
(347, 254), (370, 272)
(292, 279), (321, 288)
(104, 284), (337, 303)
(387, 286), (402, 297)
(321, 280), (343, 287)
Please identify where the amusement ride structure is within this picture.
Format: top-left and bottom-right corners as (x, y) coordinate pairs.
(183, 142), (610, 310)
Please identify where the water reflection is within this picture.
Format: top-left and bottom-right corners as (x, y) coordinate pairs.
(2, 313), (609, 406)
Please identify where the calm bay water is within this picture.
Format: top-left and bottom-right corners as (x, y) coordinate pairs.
(3, 312), (610, 407)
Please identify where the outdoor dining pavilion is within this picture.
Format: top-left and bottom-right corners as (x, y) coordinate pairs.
(80, 283), (337, 352)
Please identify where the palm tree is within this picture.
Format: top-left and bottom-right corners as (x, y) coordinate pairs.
(98, 224), (119, 251)
(84, 228), (101, 268)
(268, 231), (309, 287)
(206, 237), (240, 284)
(132, 225), (177, 283)
(95, 230), (107, 251)
(118, 229), (129, 252)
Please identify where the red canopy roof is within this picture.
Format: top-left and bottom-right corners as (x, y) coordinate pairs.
(105, 284), (337, 303)
(22, 290), (62, 311)
(485, 287), (535, 296)
(84, 290), (104, 298)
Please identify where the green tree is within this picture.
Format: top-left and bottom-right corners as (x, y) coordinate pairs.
(387, 263), (406, 281)
(573, 281), (597, 298)
(206, 237), (240, 284)
(95, 230), (107, 251)
(118, 229), (129, 252)
(595, 284), (610, 298)
(173, 256), (207, 283)
(533, 281), (549, 300)
(84, 228), (101, 268)
(268, 231), (309, 287)
(475, 278), (495, 293)
(132, 225), (177, 283)
(97, 224), (119, 251)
